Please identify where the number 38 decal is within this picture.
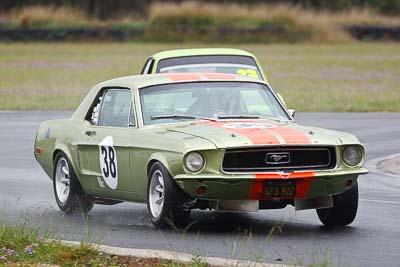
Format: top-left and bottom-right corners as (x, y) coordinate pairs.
(99, 136), (118, 189)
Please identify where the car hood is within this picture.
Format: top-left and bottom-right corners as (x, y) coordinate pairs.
(164, 119), (360, 148)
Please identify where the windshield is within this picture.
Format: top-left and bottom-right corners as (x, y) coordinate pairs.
(139, 82), (290, 126)
(157, 55), (264, 80)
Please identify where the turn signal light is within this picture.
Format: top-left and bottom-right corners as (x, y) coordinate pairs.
(196, 185), (208, 196)
(344, 179), (353, 188)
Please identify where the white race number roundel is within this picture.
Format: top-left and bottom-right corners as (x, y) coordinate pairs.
(98, 136), (118, 189)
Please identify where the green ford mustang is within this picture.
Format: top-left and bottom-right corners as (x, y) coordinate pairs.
(34, 73), (368, 228)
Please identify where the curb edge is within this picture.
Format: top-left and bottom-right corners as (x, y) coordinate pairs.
(56, 240), (299, 267)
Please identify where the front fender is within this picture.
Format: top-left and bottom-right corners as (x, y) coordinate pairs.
(147, 151), (184, 178)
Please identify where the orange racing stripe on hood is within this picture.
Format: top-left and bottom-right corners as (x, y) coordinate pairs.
(193, 120), (312, 145)
(268, 126), (311, 144)
(194, 120), (280, 145)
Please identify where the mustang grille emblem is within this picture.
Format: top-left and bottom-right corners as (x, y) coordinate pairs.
(265, 152), (291, 164)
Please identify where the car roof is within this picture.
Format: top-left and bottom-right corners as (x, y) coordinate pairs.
(73, 73), (267, 120)
(150, 48), (257, 60)
(97, 72), (265, 89)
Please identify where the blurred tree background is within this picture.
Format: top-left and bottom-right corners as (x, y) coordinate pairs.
(1, 0), (399, 19)
(1, 0), (399, 42)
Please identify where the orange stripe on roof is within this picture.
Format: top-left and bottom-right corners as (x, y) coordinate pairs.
(269, 126), (311, 144)
(164, 73), (201, 81)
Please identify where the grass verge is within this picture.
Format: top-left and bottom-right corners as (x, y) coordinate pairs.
(0, 209), (341, 267)
(0, 43), (399, 111)
(0, 218), (208, 267)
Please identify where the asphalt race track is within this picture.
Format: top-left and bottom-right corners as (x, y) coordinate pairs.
(1, 111), (399, 267)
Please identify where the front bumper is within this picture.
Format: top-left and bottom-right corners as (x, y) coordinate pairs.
(174, 168), (369, 200)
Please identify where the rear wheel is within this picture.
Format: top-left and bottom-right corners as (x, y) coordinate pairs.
(53, 152), (94, 214)
(147, 162), (190, 228)
(316, 181), (358, 227)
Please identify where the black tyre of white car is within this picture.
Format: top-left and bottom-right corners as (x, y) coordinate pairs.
(147, 162), (191, 228)
(317, 181), (359, 227)
(53, 152), (95, 214)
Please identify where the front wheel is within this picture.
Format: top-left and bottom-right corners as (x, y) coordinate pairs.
(53, 152), (94, 214)
(147, 162), (190, 228)
(316, 181), (359, 227)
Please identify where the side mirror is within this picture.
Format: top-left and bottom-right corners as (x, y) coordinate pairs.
(277, 93), (286, 107)
(288, 109), (296, 117)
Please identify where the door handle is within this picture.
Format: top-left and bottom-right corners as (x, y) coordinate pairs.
(84, 130), (96, 136)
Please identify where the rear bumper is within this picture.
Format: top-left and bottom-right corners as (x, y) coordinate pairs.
(174, 168), (368, 200)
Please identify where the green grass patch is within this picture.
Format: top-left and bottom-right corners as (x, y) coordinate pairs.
(0, 217), (210, 267)
(0, 212), (339, 266)
(0, 43), (399, 111)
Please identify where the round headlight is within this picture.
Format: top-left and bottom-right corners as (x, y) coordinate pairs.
(342, 146), (362, 166)
(184, 152), (205, 173)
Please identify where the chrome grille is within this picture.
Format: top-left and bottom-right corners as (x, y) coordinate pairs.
(222, 146), (336, 172)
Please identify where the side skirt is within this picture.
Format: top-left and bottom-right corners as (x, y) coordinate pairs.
(94, 197), (124, 205)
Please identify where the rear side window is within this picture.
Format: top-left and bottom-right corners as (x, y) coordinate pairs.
(141, 58), (155, 74)
(98, 89), (132, 127)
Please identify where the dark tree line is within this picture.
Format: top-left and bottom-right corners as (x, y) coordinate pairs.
(0, 0), (399, 18)
(0, 0), (148, 19)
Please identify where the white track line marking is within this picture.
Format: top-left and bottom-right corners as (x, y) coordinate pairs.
(360, 198), (400, 205)
(365, 154), (400, 178)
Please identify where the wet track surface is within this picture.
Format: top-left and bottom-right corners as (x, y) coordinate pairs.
(1, 111), (399, 266)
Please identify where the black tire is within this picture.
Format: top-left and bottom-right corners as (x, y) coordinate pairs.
(317, 181), (359, 227)
(147, 162), (190, 229)
(53, 152), (94, 214)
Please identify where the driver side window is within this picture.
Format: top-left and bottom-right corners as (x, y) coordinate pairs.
(98, 89), (133, 127)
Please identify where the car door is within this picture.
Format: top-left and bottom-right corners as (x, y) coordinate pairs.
(77, 88), (137, 199)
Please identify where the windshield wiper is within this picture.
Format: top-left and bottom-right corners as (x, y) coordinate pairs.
(260, 117), (292, 122)
(150, 114), (217, 122)
(151, 114), (196, 120)
(217, 115), (261, 119)
(198, 117), (218, 122)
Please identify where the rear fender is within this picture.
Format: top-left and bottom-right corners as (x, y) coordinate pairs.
(53, 142), (80, 182)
